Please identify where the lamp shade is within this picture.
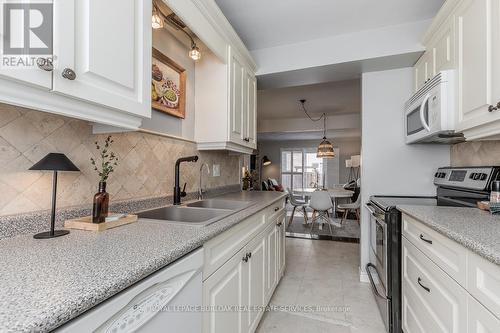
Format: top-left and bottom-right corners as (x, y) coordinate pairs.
(262, 156), (271, 166)
(350, 155), (361, 168)
(317, 137), (335, 158)
(29, 153), (80, 172)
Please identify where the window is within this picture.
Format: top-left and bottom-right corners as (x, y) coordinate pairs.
(281, 148), (325, 190)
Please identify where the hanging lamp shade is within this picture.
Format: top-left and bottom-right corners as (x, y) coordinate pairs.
(317, 137), (335, 158)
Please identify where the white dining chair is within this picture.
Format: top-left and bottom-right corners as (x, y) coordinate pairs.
(337, 193), (361, 225)
(309, 190), (338, 235)
(286, 188), (308, 228)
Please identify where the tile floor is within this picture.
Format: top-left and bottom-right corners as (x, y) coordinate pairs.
(256, 238), (386, 333)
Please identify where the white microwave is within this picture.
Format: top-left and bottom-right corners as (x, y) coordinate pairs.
(404, 70), (464, 144)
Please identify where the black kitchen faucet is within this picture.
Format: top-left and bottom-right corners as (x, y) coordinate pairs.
(174, 156), (198, 205)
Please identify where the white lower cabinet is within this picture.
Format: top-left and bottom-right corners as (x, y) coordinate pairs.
(276, 212), (286, 278)
(203, 247), (246, 333)
(203, 199), (286, 333)
(265, 222), (278, 302)
(402, 214), (500, 333)
(468, 295), (500, 333)
(402, 238), (467, 333)
(243, 231), (267, 333)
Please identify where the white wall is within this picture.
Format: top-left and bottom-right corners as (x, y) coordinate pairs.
(359, 68), (450, 279)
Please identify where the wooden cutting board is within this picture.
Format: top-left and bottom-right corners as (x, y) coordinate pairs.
(64, 214), (138, 231)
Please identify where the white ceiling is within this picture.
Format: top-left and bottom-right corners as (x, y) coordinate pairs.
(215, 0), (445, 50)
(258, 80), (360, 120)
(257, 129), (361, 142)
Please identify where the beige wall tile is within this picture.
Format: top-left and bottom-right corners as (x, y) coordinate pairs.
(451, 141), (500, 167)
(0, 104), (241, 216)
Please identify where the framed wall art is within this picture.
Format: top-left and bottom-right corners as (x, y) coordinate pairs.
(151, 48), (186, 118)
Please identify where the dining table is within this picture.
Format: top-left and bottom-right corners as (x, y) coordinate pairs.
(293, 187), (355, 229)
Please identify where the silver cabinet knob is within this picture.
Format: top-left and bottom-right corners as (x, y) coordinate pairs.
(36, 58), (53, 71)
(62, 68), (76, 80)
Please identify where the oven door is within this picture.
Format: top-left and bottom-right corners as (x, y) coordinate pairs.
(366, 203), (390, 332)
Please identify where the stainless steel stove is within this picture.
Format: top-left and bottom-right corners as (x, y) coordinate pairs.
(366, 166), (500, 333)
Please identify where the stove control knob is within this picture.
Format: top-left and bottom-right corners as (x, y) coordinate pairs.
(480, 173), (488, 181)
(440, 173), (446, 178)
(473, 173), (481, 180)
(470, 173), (476, 179)
(435, 172), (439, 178)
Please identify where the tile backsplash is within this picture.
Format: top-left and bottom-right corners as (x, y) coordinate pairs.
(451, 141), (500, 167)
(0, 104), (241, 216)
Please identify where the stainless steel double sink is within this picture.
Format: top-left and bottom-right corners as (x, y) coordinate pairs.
(137, 199), (253, 226)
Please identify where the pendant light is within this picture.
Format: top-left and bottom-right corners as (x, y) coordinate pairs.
(317, 113), (335, 158)
(299, 99), (335, 158)
(151, 5), (163, 29)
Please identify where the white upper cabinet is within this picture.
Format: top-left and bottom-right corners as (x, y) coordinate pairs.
(414, 52), (432, 92)
(0, 0), (152, 129)
(0, 0), (53, 90)
(455, 0), (496, 133)
(245, 71), (257, 146)
(229, 51), (245, 145)
(0, 0), (151, 129)
(195, 45), (257, 154)
(53, 0), (151, 118)
(418, 0), (500, 140)
(430, 16), (455, 74)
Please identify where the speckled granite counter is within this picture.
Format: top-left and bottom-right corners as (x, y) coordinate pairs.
(0, 191), (286, 333)
(398, 205), (500, 266)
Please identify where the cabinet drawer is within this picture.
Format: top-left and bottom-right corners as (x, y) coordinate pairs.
(203, 211), (266, 280)
(402, 214), (467, 286)
(468, 294), (500, 333)
(467, 251), (500, 320)
(402, 238), (467, 333)
(266, 199), (285, 223)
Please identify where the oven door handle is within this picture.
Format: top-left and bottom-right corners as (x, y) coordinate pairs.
(419, 93), (431, 132)
(365, 203), (377, 215)
(366, 263), (388, 300)
(365, 203), (386, 224)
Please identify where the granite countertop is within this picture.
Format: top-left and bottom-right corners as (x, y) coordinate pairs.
(0, 191), (287, 333)
(398, 205), (500, 266)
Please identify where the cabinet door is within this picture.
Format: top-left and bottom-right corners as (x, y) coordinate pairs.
(276, 213), (286, 279)
(402, 238), (467, 333)
(430, 16), (455, 74)
(203, 247), (246, 333)
(246, 73), (257, 147)
(229, 51), (245, 144)
(468, 295), (500, 333)
(490, 0), (500, 121)
(264, 222), (278, 302)
(52, 0), (151, 119)
(242, 232), (266, 333)
(456, 0), (496, 131)
(0, 0), (53, 89)
(414, 52), (431, 92)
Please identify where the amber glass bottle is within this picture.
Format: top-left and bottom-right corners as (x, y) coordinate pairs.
(92, 182), (109, 223)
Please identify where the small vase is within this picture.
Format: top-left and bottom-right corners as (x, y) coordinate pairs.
(92, 181), (109, 223)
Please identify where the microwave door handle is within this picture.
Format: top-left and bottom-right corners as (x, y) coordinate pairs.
(419, 93), (431, 131)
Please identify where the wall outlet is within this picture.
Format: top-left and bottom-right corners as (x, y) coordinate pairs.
(212, 164), (220, 177)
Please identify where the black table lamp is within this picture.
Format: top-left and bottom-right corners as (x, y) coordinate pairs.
(29, 153), (80, 239)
